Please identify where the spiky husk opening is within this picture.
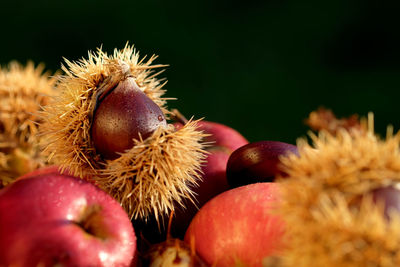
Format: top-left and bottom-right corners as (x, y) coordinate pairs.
(40, 44), (207, 221)
(41, 44), (169, 178)
(99, 120), (207, 221)
(0, 61), (56, 186)
(277, 128), (400, 266)
(281, 130), (400, 196)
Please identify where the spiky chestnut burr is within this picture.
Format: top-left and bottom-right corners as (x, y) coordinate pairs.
(0, 61), (56, 187)
(40, 44), (207, 221)
(141, 212), (208, 266)
(305, 107), (365, 135)
(143, 238), (208, 266)
(276, 118), (400, 266)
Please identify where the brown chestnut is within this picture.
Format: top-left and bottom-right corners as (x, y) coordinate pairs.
(226, 141), (298, 188)
(91, 77), (167, 159)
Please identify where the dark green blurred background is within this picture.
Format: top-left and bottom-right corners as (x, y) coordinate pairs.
(2, 0), (400, 144)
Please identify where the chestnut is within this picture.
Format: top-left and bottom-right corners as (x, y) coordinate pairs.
(91, 77), (167, 159)
(226, 141), (298, 188)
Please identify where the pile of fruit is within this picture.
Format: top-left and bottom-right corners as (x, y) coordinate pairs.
(1, 44), (400, 267)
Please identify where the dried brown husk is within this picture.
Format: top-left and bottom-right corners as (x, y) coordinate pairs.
(144, 237), (208, 266)
(0, 61), (57, 187)
(305, 107), (365, 135)
(40, 44), (207, 220)
(277, 125), (400, 266)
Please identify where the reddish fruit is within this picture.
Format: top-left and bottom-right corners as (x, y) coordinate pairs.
(16, 165), (61, 180)
(0, 167), (137, 266)
(226, 141), (298, 188)
(91, 77), (167, 159)
(184, 183), (284, 267)
(196, 121), (248, 152)
(168, 150), (231, 239)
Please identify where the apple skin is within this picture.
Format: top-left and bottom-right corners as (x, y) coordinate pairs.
(174, 120), (248, 152)
(196, 120), (248, 152)
(168, 150), (232, 239)
(16, 165), (61, 180)
(184, 183), (284, 267)
(190, 120), (249, 206)
(0, 167), (137, 267)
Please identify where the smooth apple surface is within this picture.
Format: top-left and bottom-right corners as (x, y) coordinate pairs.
(0, 170), (136, 267)
(17, 165), (88, 182)
(184, 183), (284, 267)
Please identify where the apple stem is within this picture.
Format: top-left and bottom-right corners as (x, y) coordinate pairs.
(171, 109), (188, 124)
(74, 204), (108, 239)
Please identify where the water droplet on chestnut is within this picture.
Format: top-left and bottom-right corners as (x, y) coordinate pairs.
(91, 77), (167, 159)
(226, 141), (298, 188)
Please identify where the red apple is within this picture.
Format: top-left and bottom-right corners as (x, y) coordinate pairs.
(0, 166), (137, 266)
(184, 183), (284, 267)
(183, 120), (249, 208)
(227, 141), (298, 188)
(196, 120), (248, 152)
(166, 150), (233, 240)
(17, 165), (61, 180)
